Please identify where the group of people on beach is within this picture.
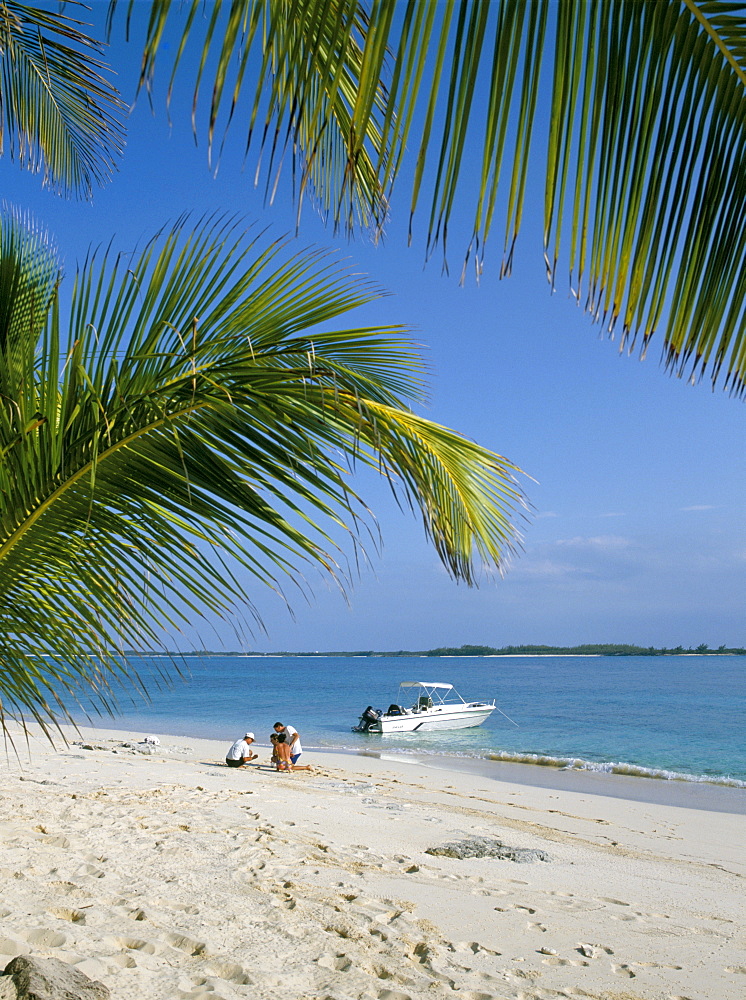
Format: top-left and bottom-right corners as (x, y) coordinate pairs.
(225, 722), (311, 772)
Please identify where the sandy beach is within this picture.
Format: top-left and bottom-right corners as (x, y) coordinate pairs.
(0, 725), (743, 1000)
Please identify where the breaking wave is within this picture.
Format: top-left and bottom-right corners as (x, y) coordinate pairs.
(317, 739), (746, 788)
(483, 750), (746, 787)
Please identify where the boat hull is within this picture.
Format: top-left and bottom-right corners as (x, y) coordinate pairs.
(371, 705), (495, 733)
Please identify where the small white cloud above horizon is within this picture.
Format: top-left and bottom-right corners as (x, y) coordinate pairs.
(555, 535), (631, 551)
(511, 558), (578, 579)
(599, 511), (626, 518)
(510, 535), (635, 581)
(680, 504), (717, 511)
(536, 511), (559, 519)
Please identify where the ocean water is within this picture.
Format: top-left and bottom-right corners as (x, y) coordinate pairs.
(79, 654), (746, 788)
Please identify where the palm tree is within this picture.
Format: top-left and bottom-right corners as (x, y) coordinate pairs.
(0, 211), (525, 734)
(113, 0), (746, 394)
(2, 1), (743, 728)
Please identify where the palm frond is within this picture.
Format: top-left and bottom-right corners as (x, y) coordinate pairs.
(110, 0), (390, 231)
(110, 0), (746, 393)
(0, 211), (527, 734)
(0, 1), (125, 196)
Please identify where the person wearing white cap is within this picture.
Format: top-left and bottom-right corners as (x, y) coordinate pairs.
(225, 732), (258, 768)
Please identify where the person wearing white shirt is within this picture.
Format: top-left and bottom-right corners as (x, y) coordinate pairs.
(225, 732), (258, 767)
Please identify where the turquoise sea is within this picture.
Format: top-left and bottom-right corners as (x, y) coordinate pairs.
(83, 654), (746, 788)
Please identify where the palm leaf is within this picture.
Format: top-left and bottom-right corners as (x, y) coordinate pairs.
(0, 211), (527, 735)
(110, 0), (390, 231)
(110, 0), (746, 393)
(0, 1), (125, 196)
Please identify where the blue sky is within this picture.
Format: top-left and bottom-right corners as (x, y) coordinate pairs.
(4, 7), (744, 650)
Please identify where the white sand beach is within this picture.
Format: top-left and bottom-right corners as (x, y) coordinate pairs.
(0, 725), (744, 1000)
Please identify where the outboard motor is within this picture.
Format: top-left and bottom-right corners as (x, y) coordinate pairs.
(353, 705), (382, 733)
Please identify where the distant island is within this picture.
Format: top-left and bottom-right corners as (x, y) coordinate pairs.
(137, 643), (746, 657)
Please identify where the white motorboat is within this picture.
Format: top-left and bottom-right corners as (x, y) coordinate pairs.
(353, 681), (496, 734)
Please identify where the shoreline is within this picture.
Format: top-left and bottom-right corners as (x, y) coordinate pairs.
(84, 715), (746, 804)
(351, 747), (746, 814)
(1, 722), (744, 1000)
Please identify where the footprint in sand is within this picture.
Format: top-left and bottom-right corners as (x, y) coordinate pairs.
(576, 942), (614, 958)
(37, 834), (71, 848)
(545, 891), (600, 913)
(74, 862), (106, 879)
(633, 961), (682, 970)
(317, 951), (354, 972)
(542, 957), (589, 967)
(202, 959), (253, 984)
(108, 954), (136, 968)
(612, 963), (636, 977)
(108, 935), (159, 955)
(448, 994), (497, 1000)
(176, 903), (201, 914)
(324, 921), (360, 942)
(24, 929), (67, 948)
(47, 907), (87, 923)
(164, 931), (208, 956)
(0, 935), (30, 959)
(538, 949), (589, 967)
(453, 942), (499, 956)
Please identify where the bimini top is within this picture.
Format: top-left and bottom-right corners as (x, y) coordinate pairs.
(400, 681), (453, 690)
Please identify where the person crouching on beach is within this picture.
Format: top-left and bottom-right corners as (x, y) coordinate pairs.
(269, 733), (282, 768)
(273, 733), (312, 771)
(225, 732), (258, 768)
(273, 721), (302, 764)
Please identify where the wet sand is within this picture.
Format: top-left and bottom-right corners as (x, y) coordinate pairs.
(352, 749), (746, 813)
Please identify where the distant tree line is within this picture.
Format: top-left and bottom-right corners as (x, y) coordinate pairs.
(135, 643), (746, 657)
(422, 643), (746, 656)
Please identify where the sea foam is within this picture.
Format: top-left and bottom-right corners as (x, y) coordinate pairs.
(484, 750), (746, 787)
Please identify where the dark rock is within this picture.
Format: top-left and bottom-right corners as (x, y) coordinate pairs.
(1, 956), (110, 1000)
(425, 836), (550, 863)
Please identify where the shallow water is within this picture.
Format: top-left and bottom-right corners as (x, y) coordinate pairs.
(78, 654), (746, 788)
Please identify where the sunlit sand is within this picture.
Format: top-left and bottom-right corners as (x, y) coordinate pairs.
(0, 724), (743, 999)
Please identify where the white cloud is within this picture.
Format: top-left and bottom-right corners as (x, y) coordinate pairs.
(511, 558), (579, 579)
(555, 535), (631, 551)
(680, 504), (716, 512)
